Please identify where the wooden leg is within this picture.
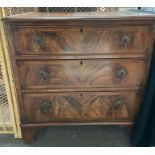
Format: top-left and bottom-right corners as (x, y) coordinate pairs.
(127, 125), (133, 135)
(21, 127), (37, 143)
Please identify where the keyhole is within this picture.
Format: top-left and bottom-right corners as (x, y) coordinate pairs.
(80, 28), (83, 32)
(80, 61), (83, 65)
(80, 93), (83, 97)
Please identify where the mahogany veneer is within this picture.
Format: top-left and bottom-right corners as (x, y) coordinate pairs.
(3, 11), (155, 143)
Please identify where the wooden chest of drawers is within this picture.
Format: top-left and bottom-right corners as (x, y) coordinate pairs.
(3, 11), (155, 143)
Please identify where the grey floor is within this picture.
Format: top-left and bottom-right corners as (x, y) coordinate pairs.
(0, 126), (131, 147)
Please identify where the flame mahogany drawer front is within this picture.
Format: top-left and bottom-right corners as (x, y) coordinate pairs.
(18, 59), (147, 89)
(12, 26), (149, 55)
(3, 11), (155, 143)
(23, 91), (141, 123)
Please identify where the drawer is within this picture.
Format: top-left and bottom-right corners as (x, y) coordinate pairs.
(12, 26), (149, 55)
(18, 59), (147, 89)
(23, 91), (141, 123)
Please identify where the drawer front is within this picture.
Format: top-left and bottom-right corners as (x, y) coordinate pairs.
(23, 91), (141, 123)
(18, 59), (147, 89)
(12, 26), (149, 55)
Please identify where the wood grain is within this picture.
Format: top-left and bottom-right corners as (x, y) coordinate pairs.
(3, 12), (155, 142)
(23, 91), (141, 123)
(18, 59), (147, 89)
(12, 26), (149, 55)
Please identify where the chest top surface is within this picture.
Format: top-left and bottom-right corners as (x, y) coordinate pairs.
(3, 10), (155, 22)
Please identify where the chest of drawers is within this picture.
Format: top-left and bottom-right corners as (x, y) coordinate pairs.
(3, 11), (155, 143)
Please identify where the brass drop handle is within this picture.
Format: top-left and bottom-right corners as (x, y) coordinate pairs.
(39, 99), (51, 114)
(39, 69), (48, 81)
(117, 67), (128, 79)
(51, 32), (56, 36)
(122, 35), (130, 48)
(32, 35), (44, 51)
(34, 35), (44, 46)
(113, 98), (122, 110)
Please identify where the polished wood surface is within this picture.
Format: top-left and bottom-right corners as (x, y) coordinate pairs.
(18, 59), (147, 89)
(3, 11), (155, 142)
(23, 91), (141, 123)
(3, 11), (155, 21)
(12, 26), (149, 55)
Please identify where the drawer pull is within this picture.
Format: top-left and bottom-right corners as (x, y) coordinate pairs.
(34, 35), (44, 45)
(117, 67), (128, 79)
(122, 35), (130, 48)
(39, 69), (48, 81)
(39, 99), (51, 114)
(80, 28), (83, 32)
(113, 98), (122, 110)
(33, 35), (44, 51)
